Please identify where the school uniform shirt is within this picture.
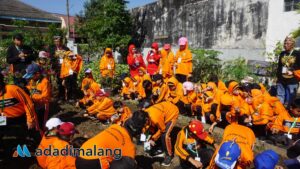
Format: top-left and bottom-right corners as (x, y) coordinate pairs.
(146, 51), (161, 75)
(159, 49), (175, 77)
(174, 45), (192, 76)
(113, 106), (132, 126)
(87, 97), (115, 119)
(127, 45), (146, 77)
(0, 85), (36, 124)
(80, 124), (135, 169)
(145, 101), (179, 141)
(271, 109), (300, 134)
(208, 123), (255, 169)
(45, 139), (76, 169)
(37, 135), (59, 169)
(26, 77), (51, 106)
(100, 49), (115, 78)
(60, 55), (83, 78)
(175, 127), (214, 160)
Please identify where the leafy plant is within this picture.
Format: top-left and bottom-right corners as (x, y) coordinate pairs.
(192, 49), (222, 82)
(221, 57), (253, 82)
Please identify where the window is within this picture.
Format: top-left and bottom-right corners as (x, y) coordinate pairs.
(284, 0), (300, 12)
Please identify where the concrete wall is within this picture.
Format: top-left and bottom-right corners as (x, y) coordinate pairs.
(266, 0), (300, 53)
(132, 0), (269, 60)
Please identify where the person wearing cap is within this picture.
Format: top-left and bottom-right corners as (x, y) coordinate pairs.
(37, 51), (52, 78)
(45, 122), (77, 169)
(159, 44), (175, 78)
(25, 63), (51, 129)
(174, 37), (193, 83)
(111, 101), (133, 126)
(175, 120), (217, 169)
(143, 101), (179, 166)
(85, 90), (115, 123)
(37, 118), (62, 168)
(100, 48), (115, 78)
(270, 98), (300, 141)
(6, 33), (34, 85)
(276, 36), (300, 108)
(127, 44), (146, 77)
(208, 123), (255, 169)
(254, 150), (283, 169)
(60, 51), (83, 102)
(146, 42), (161, 76)
(76, 111), (148, 169)
(209, 140), (241, 169)
(121, 77), (136, 100)
(152, 74), (168, 104)
(182, 81), (198, 117)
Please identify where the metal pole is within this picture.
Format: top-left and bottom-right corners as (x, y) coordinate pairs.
(66, 0), (70, 39)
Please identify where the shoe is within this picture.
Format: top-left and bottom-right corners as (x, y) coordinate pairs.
(161, 155), (172, 167)
(149, 149), (164, 157)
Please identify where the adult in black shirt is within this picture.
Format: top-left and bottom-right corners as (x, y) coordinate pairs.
(48, 36), (69, 101)
(6, 34), (34, 86)
(277, 36), (300, 108)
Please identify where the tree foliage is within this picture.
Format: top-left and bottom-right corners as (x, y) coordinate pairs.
(76, 0), (132, 51)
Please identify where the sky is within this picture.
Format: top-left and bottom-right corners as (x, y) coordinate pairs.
(20, 0), (156, 16)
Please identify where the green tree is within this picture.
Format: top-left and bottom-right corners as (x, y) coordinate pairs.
(76, 0), (132, 51)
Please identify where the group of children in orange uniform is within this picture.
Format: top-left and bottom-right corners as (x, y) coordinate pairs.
(31, 36), (300, 169)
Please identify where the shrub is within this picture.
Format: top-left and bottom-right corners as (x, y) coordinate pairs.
(192, 49), (222, 82)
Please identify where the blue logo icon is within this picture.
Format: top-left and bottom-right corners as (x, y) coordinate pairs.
(15, 145), (31, 157)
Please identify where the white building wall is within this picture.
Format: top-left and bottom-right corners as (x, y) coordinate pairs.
(266, 0), (300, 54)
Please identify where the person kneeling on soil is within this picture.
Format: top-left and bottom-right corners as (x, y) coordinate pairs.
(121, 77), (136, 100)
(111, 101), (132, 126)
(208, 122), (255, 169)
(76, 111), (148, 169)
(269, 98), (300, 144)
(175, 120), (217, 169)
(37, 118), (62, 168)
(45, 122), (78, 169)
(84, 90), (115, 124)
(142, 101), (179, 167)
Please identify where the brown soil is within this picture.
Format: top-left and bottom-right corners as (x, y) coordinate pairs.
(0, 100), (289, 169)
